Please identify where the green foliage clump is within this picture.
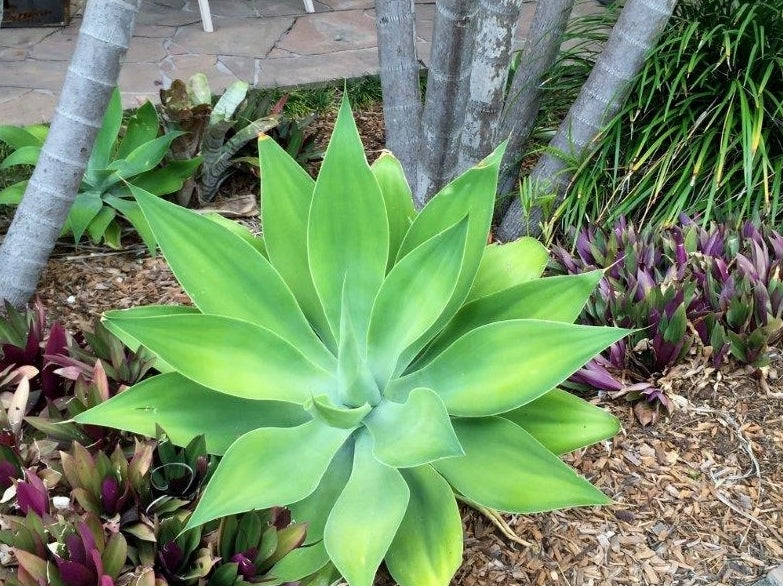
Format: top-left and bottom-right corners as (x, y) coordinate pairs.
(563, 0), (783, 232)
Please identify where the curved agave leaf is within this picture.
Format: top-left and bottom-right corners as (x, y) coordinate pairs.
(308, 96), (388, 342)
(324, 430), (409, 586)
(102, 313), (334, 403)
(385, 466), (463, 586)
(272, 541), (331, 582)
(131, 185), (334, 371)
(370, 152), (416, 270)
(288, 443), (353, 545)
(364, 388), (463, 468)
(186, 419), (353, 531)
(434, 417), (610, 513)
(389, 319), (629, 416)
(337, 282), (380, 406)
(420, 271), (605, 363)
(502, 388), (620, 455)
(367, 218), (468, 384)
(258, 135), (333, 350)
(73, 373), (309, 454)
(116, 101), (160, 159)
(467, 238), (550, 301)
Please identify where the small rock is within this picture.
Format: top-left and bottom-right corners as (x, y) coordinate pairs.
(752, 565), (783, 586)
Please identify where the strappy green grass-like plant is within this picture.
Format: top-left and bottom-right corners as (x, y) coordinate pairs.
(75, 98), (627, 586)
(561, 0), (783, 234)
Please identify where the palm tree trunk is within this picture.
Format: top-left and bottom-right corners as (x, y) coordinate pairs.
(376, 0), (422, 188)
(0, 0), (140, 308)
(497, 0), (676, 241)
(415, 0), (478, 206)
(495, 0), (575, 198)
(455, 0), (524, 176)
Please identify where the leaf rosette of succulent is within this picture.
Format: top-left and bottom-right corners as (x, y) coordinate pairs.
(75, 98), (628, 586)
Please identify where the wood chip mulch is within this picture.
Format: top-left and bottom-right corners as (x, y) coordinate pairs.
(32, 247), (783, 586)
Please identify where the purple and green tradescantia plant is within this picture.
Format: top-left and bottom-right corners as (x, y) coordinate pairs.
(75, 98), (627, 586)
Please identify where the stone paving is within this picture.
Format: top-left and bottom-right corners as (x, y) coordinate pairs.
(0, 0), (602, 126)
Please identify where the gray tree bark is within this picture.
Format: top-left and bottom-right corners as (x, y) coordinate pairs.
(0, 0), (140, 308)
(415, 0), (478, 206)
(376, 0), (422, 188)
(497, 0), (676, 240)
(495, 0), (575, 197)
(456, 0), (524, 176)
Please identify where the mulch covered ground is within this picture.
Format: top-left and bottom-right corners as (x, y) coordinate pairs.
(6, 104), (783, 585)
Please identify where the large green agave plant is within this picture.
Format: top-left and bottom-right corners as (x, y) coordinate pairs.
(75, 98), (628, 586)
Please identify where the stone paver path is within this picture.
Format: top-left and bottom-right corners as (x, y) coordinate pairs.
(0, 0), (602, 125)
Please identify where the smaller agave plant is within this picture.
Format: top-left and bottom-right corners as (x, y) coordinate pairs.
(75, 97), (627, 586)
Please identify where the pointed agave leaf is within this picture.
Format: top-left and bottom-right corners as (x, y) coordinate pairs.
(102, 313), (334, 403)
(466, 238), (550, 302)
(87, 88), (122, 173)
(385, 466), (463, 586)
(0, 124), (47, 150)
(116, 101), (160, 160)
(324, 431), (409, 586)
(308, 97), (389, 341)
(288, 442), (353, 545)
(434, 417), (610, 513)
(203, 212), (266, 256)
(73, 373), (309, 455)
(365, 388), (463, 468)
(186, 420), (353, 530)
(68, 191), (103, 241)
(421, 271), (605, 362)
(131, 186), (334, 371)
(104, 195), (156, 254)
(394, 145), (505, 357)
(307, 395), (372, 429)
(0, 179), (27, 205)
(337, 282), (381, 406)
(388, 320), (629, 416)
(502, 389), (620, 455)
(370, 152), (416, 269)
(258, 134), (333, 349)
(0, 145), (41, 168)
(367, 218), (468, 385)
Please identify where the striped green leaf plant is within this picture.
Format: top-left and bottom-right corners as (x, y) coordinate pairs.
(75, 97), (628, 586)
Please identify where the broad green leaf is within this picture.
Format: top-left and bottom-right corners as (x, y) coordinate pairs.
(388, 320), (629, 416)
(0, 180), (28, 204)
(258, 134), (333, 349)
(385, 466), (462, 586)
(67, 191), (103, 241)
(289, 442), (353, 545)
(203, 212), (266, 256)
(0, 145), (41, 168)
(74, 373), (309, 455)
(104, 195), (157, 254)
(131, 186), (334, 371)
(272, 541), (330, 582)
(421, 271), (604, 362)
(87, 88), (122, 173)
(116, 101), (160, 160)
(131, 158), (203, 196)
(85, 205), (117, 244)
(211, 80), (249, 124)
(324, 430), (409, 586)
(370, 152), (416, 270)
(394, 145), (505, 352)
(337, 281), (381, 406)
(502, 388), (620, 455)
(308, 96), (389, 342)
(365, 388), (463, 468)
(367, 218), (468, 385)
(0, 124), (46, 149)
(102, 313), (334, 403)
(466, 238), (549, 301)
(106, 132), (186, 184)
(185, 419), (352, 530)
(306, 395), (371, 429)
(102, 220), (122, 249)
(434, 417), (610, 513)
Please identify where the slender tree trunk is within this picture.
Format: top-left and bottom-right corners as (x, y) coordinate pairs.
(0, 0), (140, 308)
(495, 0), (574, 198)
(455, 0), (523, 176)
(497, 0), (676, 240)
(376, 0), (421, 188)
(415, 0), (478, 206)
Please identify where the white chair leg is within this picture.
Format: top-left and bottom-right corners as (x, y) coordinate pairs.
(197, 0), (214, 32)
(303, 0), (315, 12)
